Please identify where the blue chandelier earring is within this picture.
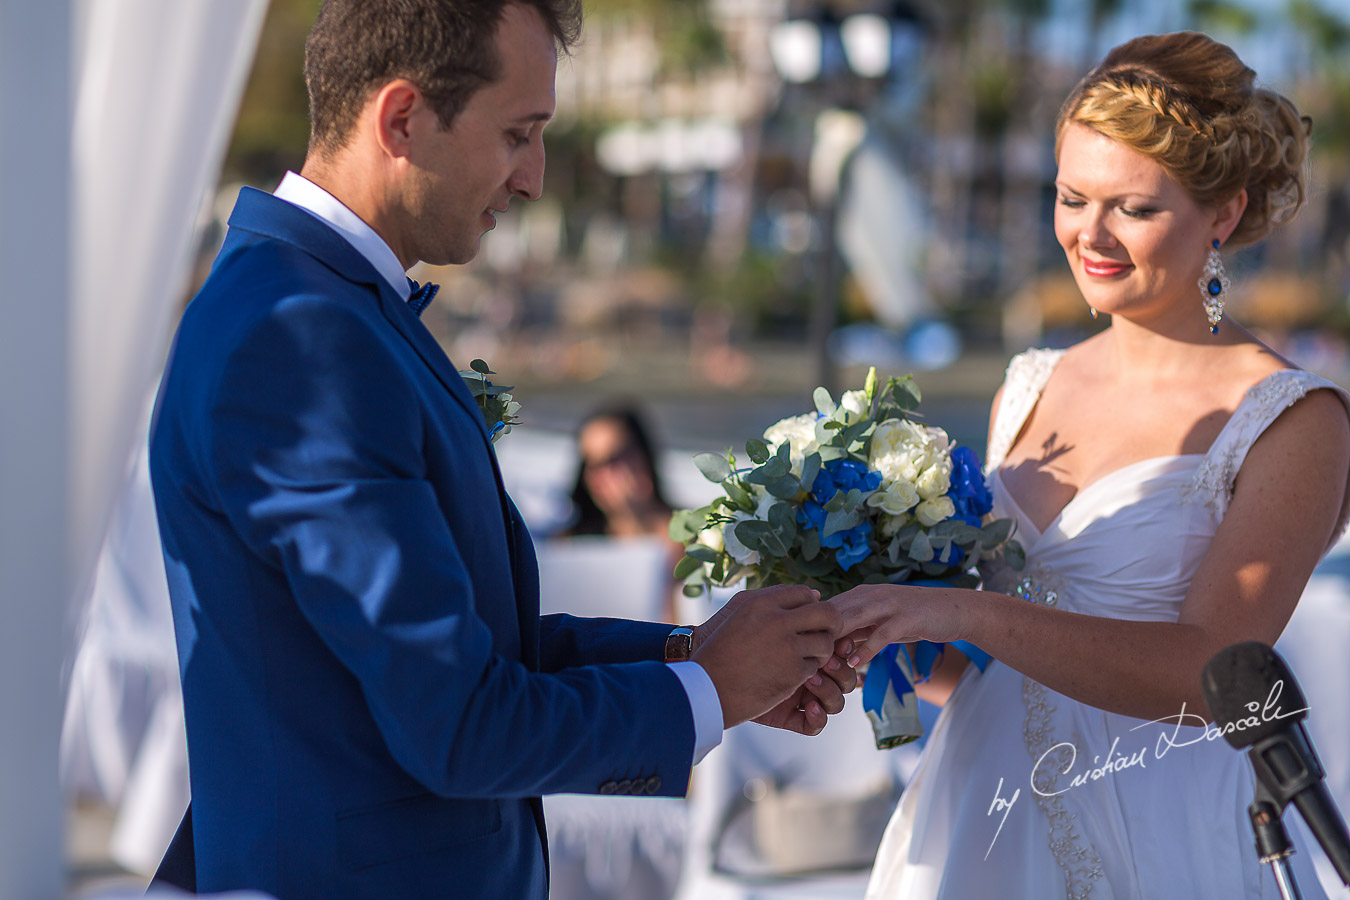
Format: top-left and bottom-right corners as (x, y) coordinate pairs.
(1199, 239), (1229, 334)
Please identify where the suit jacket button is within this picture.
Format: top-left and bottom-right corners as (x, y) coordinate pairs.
(645, 776), (662, 794)
(600, 781), (618, 795)
(615, 779), (632, 795)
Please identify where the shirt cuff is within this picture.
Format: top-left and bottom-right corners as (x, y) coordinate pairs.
(668, 660), (724, 765)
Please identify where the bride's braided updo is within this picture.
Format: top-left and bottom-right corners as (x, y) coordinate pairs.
(1058, 31), (1310, 246)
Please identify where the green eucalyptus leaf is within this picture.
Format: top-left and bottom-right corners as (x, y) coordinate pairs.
(1005, 540), (1027, 570)
(725, 480), (755, 511)
(950, 523), (982, 545)
(673, 555), (703, 579)
(823, 490), (847, 513)
(694, 452), (733, 483)
(683, 583), (707, 598)
(980, 518), (1014, 546)
(817, 444), (848, 462)
(737, 519), (788, 557)
(801, 527), (821, 561)
(767, 474), (800, 499)
(796, 553), (836, 577)
(800, 452), (822, 493)
(768, 501), (795, 531)
(470, 359), (494, 375)
(735, 519), (771, 552)
(890, 377), (921, 410)
(813, 386), (837, 417)
(685, 545), (720, 564)
(743, 466), (771, 485)
(668, 507), (709, 542)
(823, 508), (859, 538)
(909, 530), (933, 562)
(762, 456), (789, 479)
(746, 438), (770, 465)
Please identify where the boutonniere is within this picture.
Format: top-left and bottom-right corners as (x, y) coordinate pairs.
(457, 359), (521, 442)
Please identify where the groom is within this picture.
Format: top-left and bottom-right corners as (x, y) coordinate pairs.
(149, 0), (855, 897)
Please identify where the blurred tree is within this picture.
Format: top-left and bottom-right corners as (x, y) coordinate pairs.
(225, 0), (321, 184)
(1185, 0), (1259, 33)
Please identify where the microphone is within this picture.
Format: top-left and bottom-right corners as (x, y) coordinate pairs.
(1201, 641), (1350, 886)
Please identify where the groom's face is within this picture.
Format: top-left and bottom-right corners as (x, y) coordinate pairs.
(403, 3), (557, 266)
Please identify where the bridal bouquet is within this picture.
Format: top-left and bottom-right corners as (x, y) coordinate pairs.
(458, 359), (521, 442)
(669, 368), (1022, 748)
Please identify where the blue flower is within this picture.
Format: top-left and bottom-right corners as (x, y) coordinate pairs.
(796, 459), (882, 571)
(947, 446), (992, 528)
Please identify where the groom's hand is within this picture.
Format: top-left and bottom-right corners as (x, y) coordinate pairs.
(690, 585), (844, 730)
(750, 636), (857, 735)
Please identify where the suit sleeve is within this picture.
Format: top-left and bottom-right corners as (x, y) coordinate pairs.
(206, 293), (695, 799)
(536, 614), (668, 671)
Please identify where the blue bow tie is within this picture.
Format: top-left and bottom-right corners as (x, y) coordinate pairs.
(406, 278), (440, 317)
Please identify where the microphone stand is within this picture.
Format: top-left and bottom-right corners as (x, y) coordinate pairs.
(1249, 784), (1303, 900)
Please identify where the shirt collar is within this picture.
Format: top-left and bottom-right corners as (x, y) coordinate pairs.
(272, 171), (411, 301)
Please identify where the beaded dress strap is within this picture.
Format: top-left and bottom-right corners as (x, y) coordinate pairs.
(985, 348), (1066, 473)
(1183, 369), (1350, 549)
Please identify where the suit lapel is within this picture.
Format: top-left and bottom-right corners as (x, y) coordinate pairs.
(226, 187), (492, 446)
(227, 186), (534, 659)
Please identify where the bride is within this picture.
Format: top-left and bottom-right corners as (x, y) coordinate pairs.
(834, 32), (1350, 899)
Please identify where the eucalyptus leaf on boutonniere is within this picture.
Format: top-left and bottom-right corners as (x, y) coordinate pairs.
(457, 359), (521, 442)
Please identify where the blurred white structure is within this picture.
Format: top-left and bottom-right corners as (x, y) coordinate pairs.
(1, 1), (267, 897)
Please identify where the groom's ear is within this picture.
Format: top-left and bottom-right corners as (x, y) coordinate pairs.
(370, 79), (423, 161)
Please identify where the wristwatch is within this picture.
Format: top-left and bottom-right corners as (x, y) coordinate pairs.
(664, 626), (695, 662)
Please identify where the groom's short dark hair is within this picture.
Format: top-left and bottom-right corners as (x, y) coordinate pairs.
(304, 0), (581, 158)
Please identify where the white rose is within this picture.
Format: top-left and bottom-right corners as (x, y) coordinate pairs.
(915, 496), (956, 527)
(873, 448), (923, 485)
(837, 389), (870, 425)
(867, 479), (919, 516)
(915, 462), (952, 500)
(763, 413), (819, 472)
(870, 420), (907, 459)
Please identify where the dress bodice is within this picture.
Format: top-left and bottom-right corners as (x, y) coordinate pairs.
(979, 348), (1350, 623)
(866, 348), (1350, 900)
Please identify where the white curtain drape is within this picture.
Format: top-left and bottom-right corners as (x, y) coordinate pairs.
(0, 2), (268, 897)
(71, 0), (270, 592)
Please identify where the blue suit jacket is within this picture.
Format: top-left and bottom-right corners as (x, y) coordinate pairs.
(149, 187), (695, 899)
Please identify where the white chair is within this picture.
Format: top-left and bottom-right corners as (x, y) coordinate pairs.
(536, 536), (688, 900)
(669, 587), (925, 900)
(61, 432), (189, 877)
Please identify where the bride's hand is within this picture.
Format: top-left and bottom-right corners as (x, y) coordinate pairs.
(828, 583), (972, 668)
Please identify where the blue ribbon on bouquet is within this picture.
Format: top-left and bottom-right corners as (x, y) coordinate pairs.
(859, 577), (993, 729)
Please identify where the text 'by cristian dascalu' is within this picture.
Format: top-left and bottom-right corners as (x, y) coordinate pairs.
(982, 680), (1307, 859)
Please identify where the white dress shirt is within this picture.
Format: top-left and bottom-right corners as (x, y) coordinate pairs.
(270, 171), (724, 765)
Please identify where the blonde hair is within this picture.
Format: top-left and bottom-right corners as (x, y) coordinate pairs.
(1057, 31), (1310, 246)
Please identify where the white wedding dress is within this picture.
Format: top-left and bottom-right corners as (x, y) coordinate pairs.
(866, 349), (1350, 899)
